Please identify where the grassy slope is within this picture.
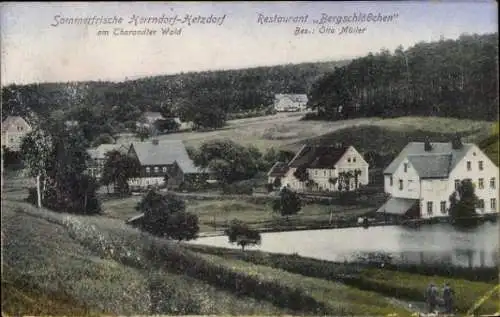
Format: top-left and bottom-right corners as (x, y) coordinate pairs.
(1, 200), (289, 316)
(187, 244), (500, 315)
(116, 115), (494, 153)
(2, 199), (410, 316)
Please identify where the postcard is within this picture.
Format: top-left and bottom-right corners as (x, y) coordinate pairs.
(1, 1), (499, 316)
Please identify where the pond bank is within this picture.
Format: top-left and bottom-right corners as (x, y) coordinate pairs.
(198, 213), (499, 237)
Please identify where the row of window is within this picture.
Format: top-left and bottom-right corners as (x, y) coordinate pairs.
(455, 178), (496, 190)
(311, 169), (362, 177)
(347, 157), (357, 163)
(467, 160), (484, 171)
(389, 177), (496, 191)
(426, 198), (497, 215)
(403, 160), (487, 174)
(145, 166), (168, 173)
(476, 198), (497, 210)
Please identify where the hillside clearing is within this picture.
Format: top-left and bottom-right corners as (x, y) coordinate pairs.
(115, 115), (494, 153)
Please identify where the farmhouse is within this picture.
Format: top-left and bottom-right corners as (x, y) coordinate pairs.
(268, 144), (370, 192)
(274, 94), (308, 112)
(137, 111), (192, 131)
(1, 116), (33, 151)
(378, 139), (499, 219)
(137, 111), (163, 128)
(86, 143), (129, 179)
(127, 139), (208, 190)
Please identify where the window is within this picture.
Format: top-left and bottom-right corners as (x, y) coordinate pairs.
(404, 163), (408, 173)
(163, 167), (167, 173)
(398, 179), (403, 190)
(440, 201), (446, 214)
(324, 171), (327, 176)
(353, 157), (356, 163)
(427, 202), (433, 215)
(490, 178), (496, 189)
(454, 180), (460, 190)
(315, 170), (318, 176)
(477, 199), (485, 209)
(467, 161), (471, 171)
(348, 158), (351, 163)
(390, 176), (393, 186)
(478, 178), (484, 189)
(146, 167), (150, 174)
(154, 166), (159, 173)
(478, 161), (484, 171)
(491, 198), (497, 211)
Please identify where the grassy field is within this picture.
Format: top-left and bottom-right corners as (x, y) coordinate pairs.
(2, 199), (414, 316)
(102, 195), (374, 234)
(3, 199), (498, 315)
(187, 244), (500, 315)
(115, 114), (494, 153)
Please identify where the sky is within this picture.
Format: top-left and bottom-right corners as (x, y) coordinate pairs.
(0, 1), (498, 85)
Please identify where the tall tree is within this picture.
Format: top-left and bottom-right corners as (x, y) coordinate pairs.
(272, 187), (302, 219)
(101, 150), (141, 195)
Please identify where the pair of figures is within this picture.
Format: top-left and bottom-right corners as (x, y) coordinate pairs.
(426, 283), (454, 314)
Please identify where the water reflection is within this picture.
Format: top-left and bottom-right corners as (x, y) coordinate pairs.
(190, 222), (500, 268)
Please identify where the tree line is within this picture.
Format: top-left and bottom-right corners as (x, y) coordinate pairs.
(1, 60), (348, 135)
(307, 33), (498, 121)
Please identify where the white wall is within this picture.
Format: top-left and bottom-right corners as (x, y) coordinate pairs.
(448, 145), (499, 215)
(336, 146), (370, 185)
(387, 158), (421, 199)
(420, 179), (450, 219)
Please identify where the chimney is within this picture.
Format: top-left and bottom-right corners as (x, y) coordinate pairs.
(424, 138), (433, 152)
(451, 134), (463, 150)
(152, 139), (159, 145)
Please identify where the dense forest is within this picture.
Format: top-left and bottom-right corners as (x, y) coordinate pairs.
(1, 60), (349, 130)
(1, 32), (498, 140)
(307, 33), (498, 121)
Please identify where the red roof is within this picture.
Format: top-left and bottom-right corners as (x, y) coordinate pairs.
(289, 145), (349, 169)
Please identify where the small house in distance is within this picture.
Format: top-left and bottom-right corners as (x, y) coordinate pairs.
(1, 116), (32, 151)
(127, 139), (209, 190)
(267, 144), (370, 192)
(274, 94), (308, 112)
(378, 138), (499, 219)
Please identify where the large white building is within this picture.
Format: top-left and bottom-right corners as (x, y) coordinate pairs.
(378, 140), (499, 219)
(268, 144), (370, 192)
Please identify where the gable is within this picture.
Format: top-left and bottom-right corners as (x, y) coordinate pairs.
(336, 146), (369, 167)
(384, 142), (474, 175)
(2, 116), (31, 132)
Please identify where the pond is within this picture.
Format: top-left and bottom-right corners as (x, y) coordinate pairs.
(190, 222), (500, 267)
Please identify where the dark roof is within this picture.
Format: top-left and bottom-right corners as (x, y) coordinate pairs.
(130, 140), (202, 173)
(384, 142), (473, 177)
(376, 198), (419, 215)
(407, 154), (452, 179)
(289, 145), (349, 169)
(267, 161), (290, 177)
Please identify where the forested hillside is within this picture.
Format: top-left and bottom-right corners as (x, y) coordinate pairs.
(307, 33), (498, 121)
(1, 60), (349, 129)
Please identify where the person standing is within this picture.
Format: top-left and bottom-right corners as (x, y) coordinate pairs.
(443, 283), (454, 314)
(426, 283), (438, 313)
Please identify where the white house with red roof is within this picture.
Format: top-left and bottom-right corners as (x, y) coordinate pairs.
(267, 144), (369, 192)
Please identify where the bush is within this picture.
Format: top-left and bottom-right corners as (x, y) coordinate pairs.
(222, 182), (254, 195)
(224, 220), (261, 251)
